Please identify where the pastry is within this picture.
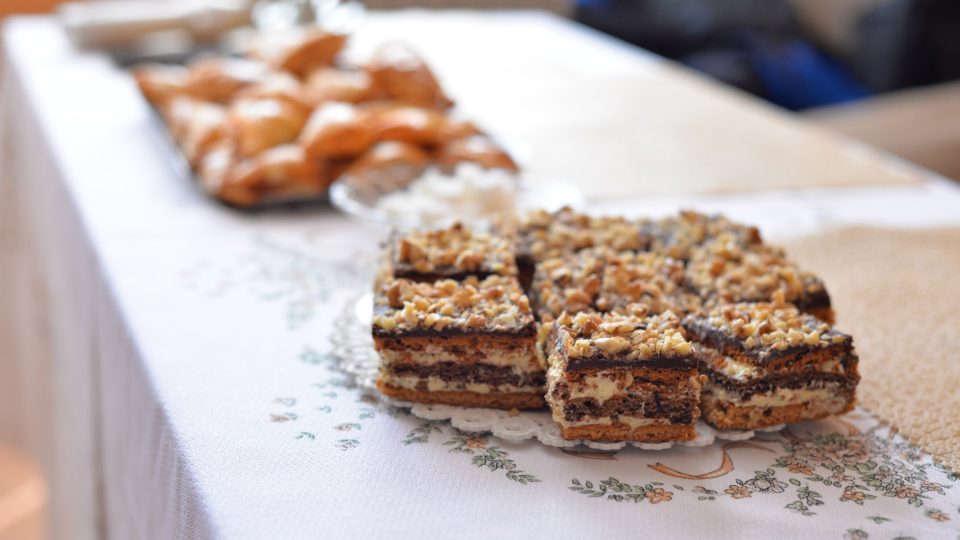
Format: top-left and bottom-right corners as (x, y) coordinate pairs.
(683, 296), (859, 430)
(302, 67), (379, 106)
(389, 223), (518, 282)
(686, 238), (834, 323)
(183, 57), (267, 103)
(215, 144), (326, 207)
(373, 275), (544, 410)
(225, 97), (309, 159)
(545, 311), (703, 442)
(435, 135), (519, 173)
(365, 42), (453, 109)
(299, 102), (376, 159)
(249, 29), (347, 78)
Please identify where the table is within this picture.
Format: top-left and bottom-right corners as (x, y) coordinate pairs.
(3, 11), (960, 540)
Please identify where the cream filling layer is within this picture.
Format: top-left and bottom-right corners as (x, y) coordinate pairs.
(559, 416), (671, 429)
(707, 384), (843, 408)
(712, 356), (845, 382)
(380, 373), (542, 395)
(379, 346), (542, 370)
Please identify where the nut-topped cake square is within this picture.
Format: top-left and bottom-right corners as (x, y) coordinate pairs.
(372, 275), (545, 409)
(390, 223), (517, 282)
(686, 238), (833, 323)
(529, 249), (605, 322)
(518, 208), (650, 264)
(545, 311), (703, 442)
(646, 210), (763, 261)
(596, 251), (689, 316)
(683, 295), (859, 430)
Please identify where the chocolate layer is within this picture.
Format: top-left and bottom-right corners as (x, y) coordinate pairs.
(683, 319), (853, 365)
(386, 362), (544, 388)
(562, 396), (697, 425)
(392, 268), (497, 282)
(372, 324), (536, 339)
(565, 354), (700, 371)
(704, 370), (859, 401)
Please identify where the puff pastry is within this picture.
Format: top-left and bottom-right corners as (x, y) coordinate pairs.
(218, 144), (328, 207)
(302, 67), (379, 106)
(250, 29), (347, 78)
(365, 43), (453, 109)
(300, 102), (376, 159)
(226, 97), (309, 159)
(436, 135), (519, 173)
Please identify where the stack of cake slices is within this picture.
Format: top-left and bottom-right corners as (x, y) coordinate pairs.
(371, 209), (861, 443)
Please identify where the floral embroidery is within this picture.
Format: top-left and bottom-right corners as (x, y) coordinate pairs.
(569, 478), (672, 504)
(444, 434), (540, 484)
(403, 422), (443, 445)
(844, 529), (869, 540)
(924, 508), (950, 522)
(724, 484), (751, 499)
(336, 439), (360, 451)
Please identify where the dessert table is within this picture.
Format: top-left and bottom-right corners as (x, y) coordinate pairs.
(3, 10), (960, 540)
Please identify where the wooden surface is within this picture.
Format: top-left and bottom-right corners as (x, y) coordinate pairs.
(346, 12), (922, 201)
(0, 447), (45, 540)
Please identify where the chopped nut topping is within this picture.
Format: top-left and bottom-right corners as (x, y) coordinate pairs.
(597, 251), (687, 315)
(647, 210), (763, 261)
(686, 239), (827, 309)
(531, 250), (605, 320)
(687, 301), (850, 354)
(555, 311), (694, 360)
(391, 222), (517, 278)
(373, 275), (533, 333)
(519, 207), (649, 262)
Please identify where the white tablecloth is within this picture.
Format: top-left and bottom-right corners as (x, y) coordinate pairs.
(3, 11), (960, 540)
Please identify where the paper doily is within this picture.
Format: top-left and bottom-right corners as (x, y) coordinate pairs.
(331, 292), (783, 450)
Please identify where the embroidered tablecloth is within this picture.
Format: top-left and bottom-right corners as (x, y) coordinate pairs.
(2, 11), (960, 540)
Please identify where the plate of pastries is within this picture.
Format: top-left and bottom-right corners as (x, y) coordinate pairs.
(132, 28), (519, 208)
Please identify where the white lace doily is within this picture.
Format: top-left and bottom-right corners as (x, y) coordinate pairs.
(331, 292), (782, 450)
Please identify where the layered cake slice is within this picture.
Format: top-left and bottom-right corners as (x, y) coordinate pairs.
(372, 275), (545, 409)
(686, 236), (834, 323)
(683, 296), (859, 430)
(545, 311), (703, 442)
(389, 222), (517, 282)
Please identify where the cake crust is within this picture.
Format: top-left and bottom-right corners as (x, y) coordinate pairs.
(377, 381), (545, 409)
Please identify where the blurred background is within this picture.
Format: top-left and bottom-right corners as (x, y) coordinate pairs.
(1, 0), (959, 539)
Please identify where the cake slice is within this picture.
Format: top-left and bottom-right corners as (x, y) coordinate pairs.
(686, 237), (834, 323)
(545, 311), (703, 442)
(389, 222), (517, 282)
(683, 297), (859, 430)
(372, 275), (545, 409)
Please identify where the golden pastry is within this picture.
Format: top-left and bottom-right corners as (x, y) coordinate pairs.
(250, 29), (347, 78)
(133, 64), (189, 106)
(435, 135), (519, 173)
(216, 144), (327, 207)
(301, 67), (379, 106)
(300, 102), (376, 159)
(161, 97), (228, 166)
(365, 43), (453, 109)
(344, 140), (431, 180)
(225, 97), (309, 159)
(183, 57), (267, 103)
(364, 105), (449, 146)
